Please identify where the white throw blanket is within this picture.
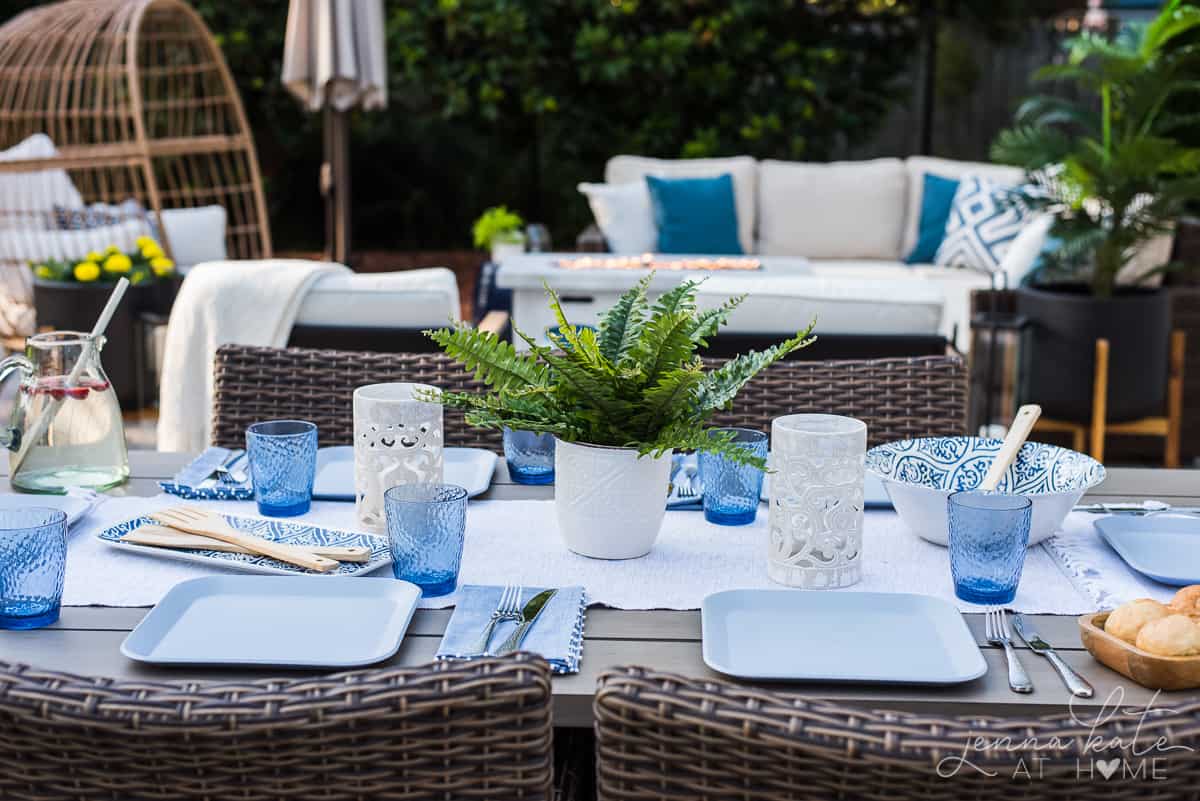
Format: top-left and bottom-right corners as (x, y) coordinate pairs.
(157, 259), (350, 452)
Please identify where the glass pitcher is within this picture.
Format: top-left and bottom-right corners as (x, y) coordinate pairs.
(0, 331), (129, 493)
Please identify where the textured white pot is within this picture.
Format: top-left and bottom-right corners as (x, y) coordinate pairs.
(554, 439), (672, 559)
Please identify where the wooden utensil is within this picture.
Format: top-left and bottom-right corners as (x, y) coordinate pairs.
(149, 507), (339, 573)
(1078, 611), (1200, 690)
(123, 526), (371, 563)
(979, 404), (1042, 491)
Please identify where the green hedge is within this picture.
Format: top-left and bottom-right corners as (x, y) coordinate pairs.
(0, 0), (1043, 251)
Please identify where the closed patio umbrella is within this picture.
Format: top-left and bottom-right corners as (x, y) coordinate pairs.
(282, 0), (387, 264)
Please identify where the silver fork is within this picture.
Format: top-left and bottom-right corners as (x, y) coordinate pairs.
(469, 585), (523, 656)
(675, 466), (699, 499)
(216, 450), (247, 485)
(986, 607), (1033, 694)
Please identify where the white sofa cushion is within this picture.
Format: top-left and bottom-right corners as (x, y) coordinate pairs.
(577, 181), (656, 253)
(2, 218), (152, 264)
(296, 267), (461, 328)
(0, 134), (83, 230)
(159, 205), (227, 268)
(757, 159), (908, 260)
(902, 156), (1024, 257)
(605, 155), (757, 254)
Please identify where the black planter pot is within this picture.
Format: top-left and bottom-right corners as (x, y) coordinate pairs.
(1015, 285), (1171, 422)
(32, 279), (168, 409)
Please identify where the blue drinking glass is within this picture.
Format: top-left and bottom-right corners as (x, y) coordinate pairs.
(503, 427), (555, 485)
(246, 420), (318, 517)
(0, 507), (68, 630)
(948, 491), (1032, 605)
(699, 427), (769, 526)
(385, 483), (469, 598)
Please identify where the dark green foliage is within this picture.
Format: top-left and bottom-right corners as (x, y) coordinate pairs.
(427, 279), (815, 466)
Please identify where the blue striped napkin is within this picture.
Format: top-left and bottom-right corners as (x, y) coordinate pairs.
(159, 446), (254, 501)
(437, 585), (586, 674)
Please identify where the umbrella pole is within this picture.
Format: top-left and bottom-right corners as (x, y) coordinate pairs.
(322, 106), (352, 265)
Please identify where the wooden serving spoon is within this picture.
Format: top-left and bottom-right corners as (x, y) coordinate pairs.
(979, 404), (1043, 492)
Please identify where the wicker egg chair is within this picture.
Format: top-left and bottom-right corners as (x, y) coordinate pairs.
(0, 0), (271, 336)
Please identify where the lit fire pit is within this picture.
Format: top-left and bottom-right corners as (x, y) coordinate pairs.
(556, 254), (762, 271)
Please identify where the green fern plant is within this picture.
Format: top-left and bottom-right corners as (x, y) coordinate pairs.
(426, 276), (815, 468)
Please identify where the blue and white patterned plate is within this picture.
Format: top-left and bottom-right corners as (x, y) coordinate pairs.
(865, 437), (1105, 546)
(99, 514), (391, 576)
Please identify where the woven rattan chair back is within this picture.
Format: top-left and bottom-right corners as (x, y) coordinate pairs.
(211, 345), (967, 450)
(595, 666), (1200, 800)
(0, 655), (553, 801)
(0, 0), (272, 336)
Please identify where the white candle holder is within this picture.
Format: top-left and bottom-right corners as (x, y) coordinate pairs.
(353, 383), (443, 531)
(767, 414), (867, 589)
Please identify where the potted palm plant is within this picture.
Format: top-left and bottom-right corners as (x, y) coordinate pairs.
(990, 0), (1200, 423)
(428, 277), (814, 559)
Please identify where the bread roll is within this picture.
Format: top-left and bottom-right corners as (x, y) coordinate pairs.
(1136, 614), (1200, 656)
(1170, 585), (1200, 618)
(1105, 598), (1171, 644)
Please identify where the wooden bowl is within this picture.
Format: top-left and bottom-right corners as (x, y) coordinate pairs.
(1078, 611), (1200, 690)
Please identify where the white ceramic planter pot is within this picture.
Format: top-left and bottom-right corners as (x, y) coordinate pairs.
(554, 439), (672, 559)
(490, 238), (525, 264)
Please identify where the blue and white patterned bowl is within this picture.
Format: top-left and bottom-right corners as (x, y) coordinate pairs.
(866, 437), (1105, 546)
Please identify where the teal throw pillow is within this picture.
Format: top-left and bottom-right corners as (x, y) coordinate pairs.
(645, 173), (743, 255)
(905, 172), (960, 264)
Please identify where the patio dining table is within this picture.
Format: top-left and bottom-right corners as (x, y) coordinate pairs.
(3, 451), (1199, 727)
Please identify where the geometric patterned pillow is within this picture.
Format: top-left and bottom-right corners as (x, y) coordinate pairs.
(933, 175), (1031, 272)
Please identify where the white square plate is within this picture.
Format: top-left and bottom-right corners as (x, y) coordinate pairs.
(122, 575), (420, 667)
(702, 589), (986, 684)
(312, 446), (496, 501)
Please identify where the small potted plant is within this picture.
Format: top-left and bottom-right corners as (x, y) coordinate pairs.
(428, 276), (815, 559)
(473, 205), (526, 263)
(31, 236), (177, 407)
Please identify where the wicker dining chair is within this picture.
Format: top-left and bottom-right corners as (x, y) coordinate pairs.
(594, 666), (1200, 801)
(0, 654), (554, 801)
(210, 345), (967, 450)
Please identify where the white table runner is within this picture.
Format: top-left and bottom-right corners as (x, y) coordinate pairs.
(62, 495), (1159, 613)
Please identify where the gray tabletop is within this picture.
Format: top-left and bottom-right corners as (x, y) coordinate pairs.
(3, 451), (1198, 728)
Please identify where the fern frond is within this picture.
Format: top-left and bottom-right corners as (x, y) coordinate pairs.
(631, 364), (704, 436)
(695, 320), (817, 412)
(598, 274), (651, 362)
(426, 324), (547, 391)
(691, 294), (746, 343)
(628, 310), (699, 386)
(649, 278), (702, 319)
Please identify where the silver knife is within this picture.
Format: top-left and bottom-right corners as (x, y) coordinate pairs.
(496, 589), (558, 655)
(1012, 614), (1094, 698)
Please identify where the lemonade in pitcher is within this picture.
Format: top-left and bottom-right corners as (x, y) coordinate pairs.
(0, 332), (129, 492)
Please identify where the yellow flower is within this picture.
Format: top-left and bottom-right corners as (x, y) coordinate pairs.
(73, 261), (101, 282)
(103, 253), (132, 274)
(104, 245), (120, 255)
(140, 243), (164, 260)
(130, 271), (146, 285)
(34, 264), (53, 279)
(85, 251), (103, 263)
(135, 236), (155, 249)
(149, 257), (175, 276)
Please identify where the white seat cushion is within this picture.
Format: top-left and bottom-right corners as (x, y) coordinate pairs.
(605, 155), (757, 254)
(902, 156), (1024, 257)
(159, 205), (227, 268)
(295, 268), (461, 328)
(577, 181), (656, 253)
(757, 159), (908, 260)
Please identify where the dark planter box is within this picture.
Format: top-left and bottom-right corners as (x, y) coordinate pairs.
(1016, 285), (1171, 422)
(32, 277), (181, 409)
